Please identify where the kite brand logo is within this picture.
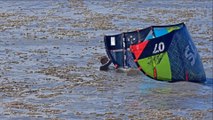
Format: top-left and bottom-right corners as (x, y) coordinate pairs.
(153, 42), (165, 54)
(185, 45), (196, 66)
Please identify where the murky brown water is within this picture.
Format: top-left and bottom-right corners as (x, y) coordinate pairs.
(0, 0), (212, 119)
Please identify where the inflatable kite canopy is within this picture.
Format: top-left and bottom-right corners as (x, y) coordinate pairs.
(104, 27), (151, 68)
(104, 23), (206, 83)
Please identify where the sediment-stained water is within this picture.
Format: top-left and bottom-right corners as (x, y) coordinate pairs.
(0, 0), (212, 119)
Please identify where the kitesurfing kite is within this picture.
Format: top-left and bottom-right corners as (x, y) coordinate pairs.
(101, 23), (206, 83)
